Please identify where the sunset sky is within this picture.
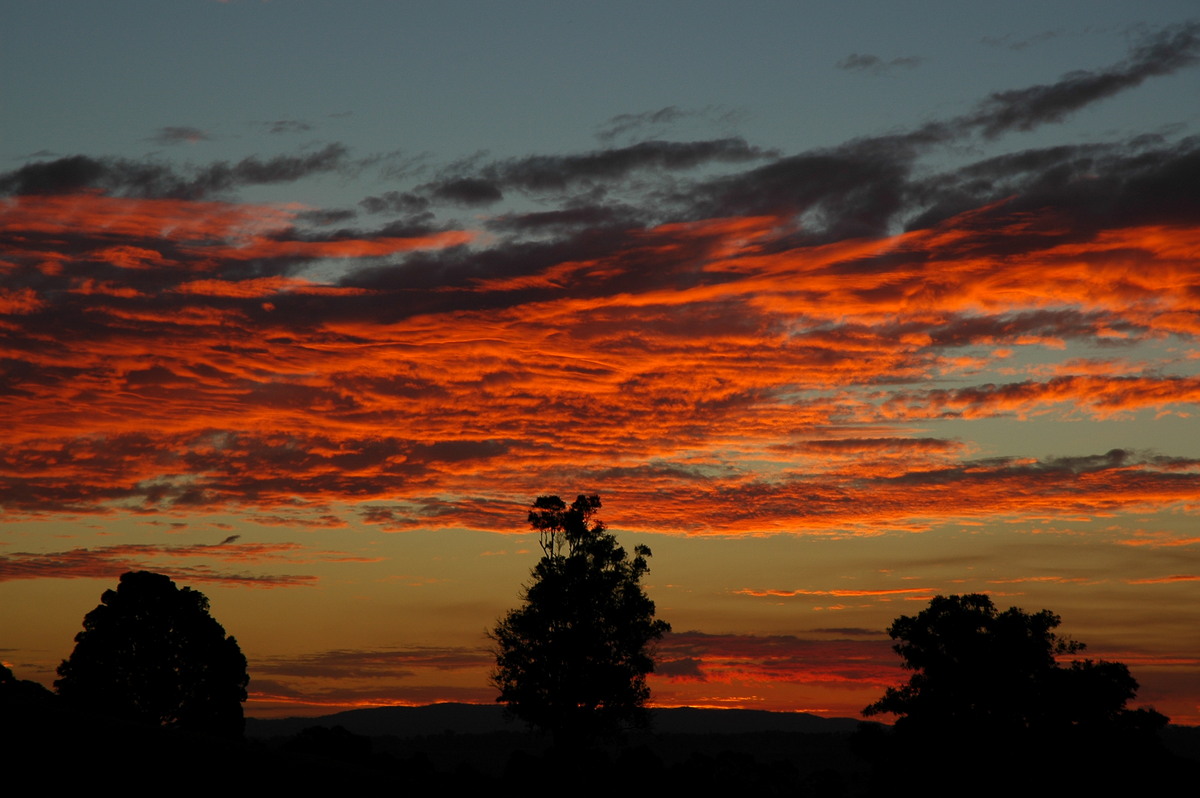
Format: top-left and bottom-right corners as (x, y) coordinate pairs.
(3, 2), (1200, 724)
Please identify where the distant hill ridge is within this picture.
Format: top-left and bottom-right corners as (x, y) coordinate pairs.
(245, 703), (865, 738)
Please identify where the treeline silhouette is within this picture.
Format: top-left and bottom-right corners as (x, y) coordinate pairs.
(3, 496), (1196, 793)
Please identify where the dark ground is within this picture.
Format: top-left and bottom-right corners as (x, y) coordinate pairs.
(5, 696), (1199, 795)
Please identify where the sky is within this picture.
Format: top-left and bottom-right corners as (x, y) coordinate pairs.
(2, 1), (1200, 724)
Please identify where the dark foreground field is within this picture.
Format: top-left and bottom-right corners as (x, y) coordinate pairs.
(6, 701), (1199, 795)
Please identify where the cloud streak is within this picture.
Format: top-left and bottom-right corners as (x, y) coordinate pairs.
(0, 538), (333, 586)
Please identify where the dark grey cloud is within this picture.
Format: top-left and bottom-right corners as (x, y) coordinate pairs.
(682, 138), (916, 239)
(417, 138), (774, 208)
(906, 134), (1200, 231)
(963, 20), (1200, 138)
(342, 216), (703, 308)
(596, 105), (746, 143)
(925, 309), (1146, 349)
(837, 53), (924, 74)
(596, 106), (690, 141)
(0, 143), (350, 199)
(0, 155), (114, 195)
(494, 138), (773, 191)
(265, 119), (313, 135)
(359, 190), (432, 215)
(150, 126), (211, 145)
(670, 22), (1197, 240)
(425, 176), (504, 206)
(196, 144), (349, 189)
(838, 53), (882, 71)
(880, 450), (1198, 485)
(782, 438), (963, 454)
(360, 506), (398, 524)
(485, 204), (638, 235)
(354, 137), (775, 226)
(682, 21), (1192, 237)
(293, 207), (358, 226)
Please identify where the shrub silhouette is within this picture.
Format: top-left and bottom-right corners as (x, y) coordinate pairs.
(55, 570), (249, 737)
(490, 495), (670, 743)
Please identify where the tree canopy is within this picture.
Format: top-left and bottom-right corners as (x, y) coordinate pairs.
(55, 570), (249, 737)
(863, 593), (1164, 736)
(490, 495), (670, 742)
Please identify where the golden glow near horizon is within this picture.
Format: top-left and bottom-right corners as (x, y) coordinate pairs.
(2, 9), (1199, 725)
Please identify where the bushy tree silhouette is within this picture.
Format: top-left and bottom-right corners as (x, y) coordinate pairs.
(860, 594), (1169, 791)
(55, 571), (249, 736)
(490, 495), (670, 743)
(863, 593), (1162, 735)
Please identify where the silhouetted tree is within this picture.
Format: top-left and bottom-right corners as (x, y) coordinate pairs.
(490, 495), (670, 743)
(55, 570), (249, 737)
(863, 593), (1162, 735)
(860, 594), (1168, 791)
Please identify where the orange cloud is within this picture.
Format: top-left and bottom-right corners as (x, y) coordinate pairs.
(174, 277), (374, 298)
(1, 192), (295, 242)
(1, 189), (1198, 538)
(736, 587), (936, 598)
(1126, 575), (1200, 584)
(1116, 532), (1200, 548)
